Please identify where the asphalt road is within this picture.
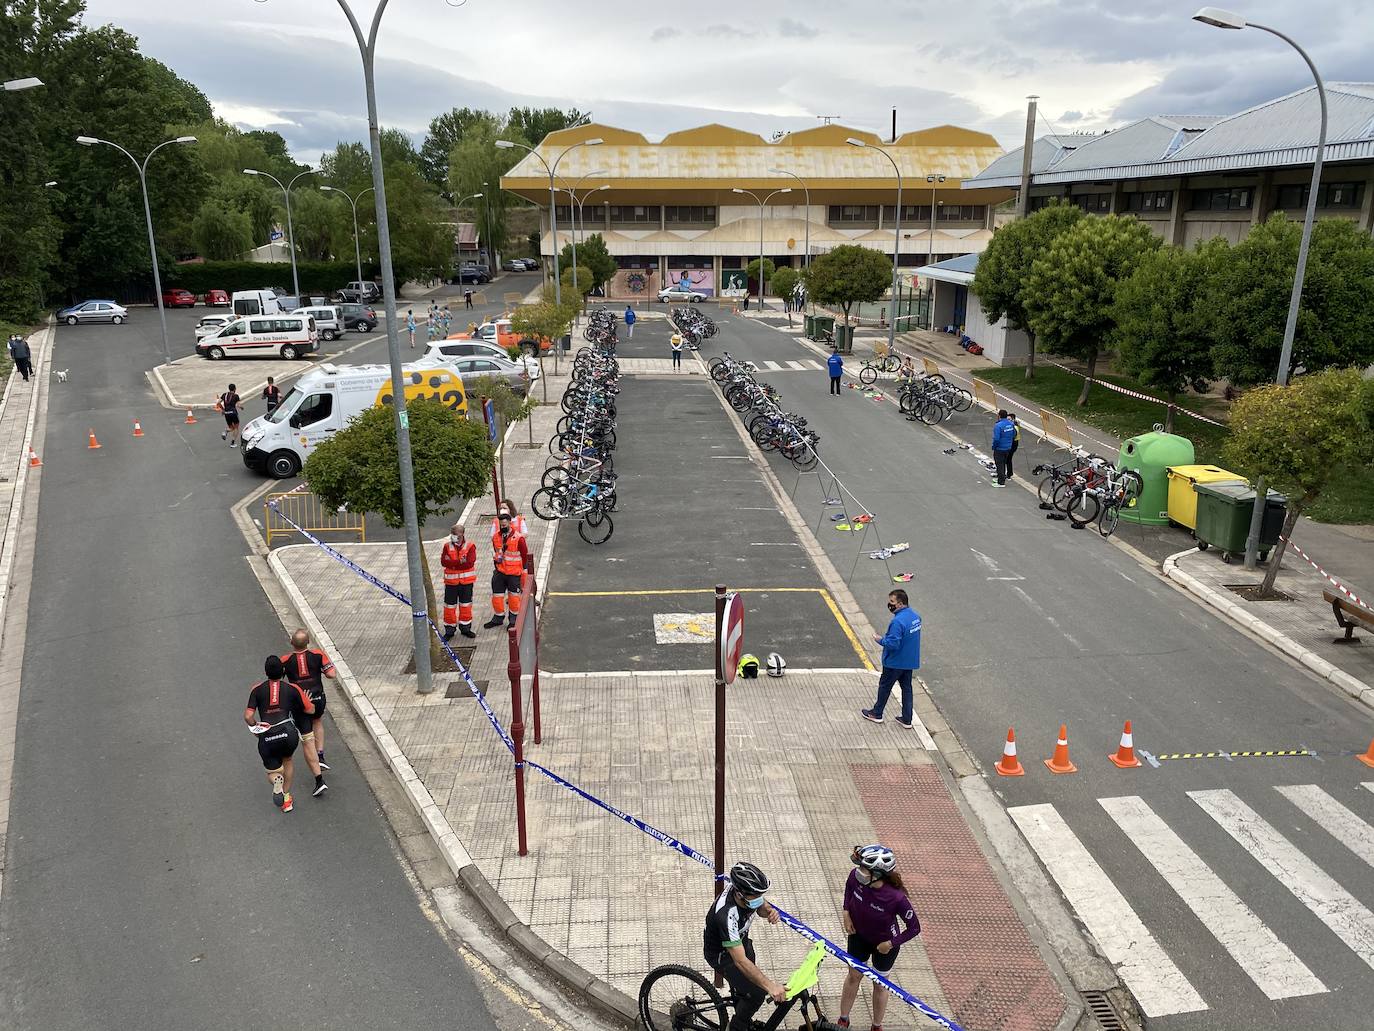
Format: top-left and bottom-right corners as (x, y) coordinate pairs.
(700, 316), (1374, 1031)
(0, 315), (498, 1029)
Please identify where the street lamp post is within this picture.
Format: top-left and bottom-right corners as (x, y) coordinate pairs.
(321, 184), (375, 286)
(452, 190), (484, 276)
(731, 187), (791, 311)
(555, 170), (608, 307)
(2, 77), (43, 92)
(768, 167), (811, 270)
(245, 167), (319, 300)
(847, 138), (903, 355)
(927, 175), (946, 331)
(76, 134), (196, 365)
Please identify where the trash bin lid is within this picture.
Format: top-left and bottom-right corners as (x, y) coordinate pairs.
(1196, 481), (1286, 504)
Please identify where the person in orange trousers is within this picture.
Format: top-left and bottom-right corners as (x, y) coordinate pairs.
(484, 508), (529, 628)
(441, 522), (478, 641)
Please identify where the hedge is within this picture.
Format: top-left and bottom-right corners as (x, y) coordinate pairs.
(165, 260), (381, 296)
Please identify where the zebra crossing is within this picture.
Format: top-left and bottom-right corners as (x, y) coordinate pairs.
(1010, 783), (1374, 1019)
(744, 359), (824, 372)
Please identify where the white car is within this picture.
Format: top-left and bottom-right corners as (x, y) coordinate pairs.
(658, 286), (704, 303)
(194, 314), (234, 341)
(424, 339), (540, 380)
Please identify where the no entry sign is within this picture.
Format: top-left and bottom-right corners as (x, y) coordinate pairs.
(720, 592), (744, 685)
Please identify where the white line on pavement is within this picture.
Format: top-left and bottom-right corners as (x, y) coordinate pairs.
(1009, 803), (1208, 1017)
(762, 360), (783, 370)
(785, 360), (807, 370)
(1100, 795), (1326, 1001)
(1276, 784), (1374, 870)
(1191, 788), (1374, 972)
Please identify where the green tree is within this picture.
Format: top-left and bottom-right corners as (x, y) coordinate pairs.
(191, 201), (253, 260)
(304, 397), (495, 668)
(973, 200), (1084, 379)
(558, 233), (616, 291)
(1208, 214), (1374, 386)
(1223, 369), (1374, 595)
(511, 297), (577, 401)
(560, 265), (594, 298)
(1112, 240), (1224, 431)
(771, 266), (800, 303)
(802, 245), (892, 326)
(288, 188), (348, 262)
(506, 106), (591, 146)
(746, 257), (776, 291)
(420, 107), (499, 188)
(1025, 214), (1160, 405)
(448, 119), (528, 261)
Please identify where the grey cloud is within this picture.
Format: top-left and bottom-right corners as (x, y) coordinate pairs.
(1059, 110), (1084, 123)
(704, 24), (757, 38)
(650, 26), (681, 41)
(778, 18), (819, 39)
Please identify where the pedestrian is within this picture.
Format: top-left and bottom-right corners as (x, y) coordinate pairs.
(835, 845), (920, 1031)
(440, 304), (453, 336)
(483, 506), (529, 629)
(991, 409), (1016, 487)
(464, 289), (473, 310)
(243, 655), (315, 814)
(218, 383), (242, 447)
(742, 293), (750, 312)
(8, 334), (33, 382)
(671, 331), (684, 371)
(1008, 413), (1020, 479)
(406, 309), (416, 349)
(623, 305), (636, 339)
(441, 522), (478, 641)
(279, 628), (335, 796)
(828, 347), (844, 396)
(261, 376), (281, 417)
(861, 589), (921, 729)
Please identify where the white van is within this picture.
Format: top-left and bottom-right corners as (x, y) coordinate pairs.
(195, 314), (319, 361)
(232, 289), (284, 317)
(291, 305), (345, 342)
(241, 359), (469, 478)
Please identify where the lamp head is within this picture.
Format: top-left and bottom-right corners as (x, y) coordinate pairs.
(778, 187), (793, 194)
(472, 192), (483, 198)
(243, 168), (262, 175)
(44, 180), (57, 187)
(1193, 6), (1246, 28)
(320, 185), (338, 193)
(76, 136), (98, 146)
(732, 188), (746, 194)
(175, 135), (197, 144)
(845, 137), (867, 148)
(4, 77), (43, 92)
(584, 137), (604, 146)
(597, 184), (610, 191)
(495, 140), (516, 149)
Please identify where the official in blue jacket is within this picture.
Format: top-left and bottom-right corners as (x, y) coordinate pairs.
(828, 348), (844, 395)
(991, 409), (1016, 487)
(862, 589), (921, 729)
(624, 305), (636, 338)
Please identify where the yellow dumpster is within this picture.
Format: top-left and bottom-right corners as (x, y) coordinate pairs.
(1166, 464), (1246, 530)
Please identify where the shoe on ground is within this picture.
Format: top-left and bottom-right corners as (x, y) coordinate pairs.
(317, 759), (331, 771)
(272, 788), (284, 808)
(441, 628), (455, 642)
(220, 431), (227, 440)
(483, 615), (504, 628)
(835, 1019), (850, 1030)
(861, 708), (884, 724)
(459, 625), (476, 639)
(313, 779), (329, 797)
(994, 482), (1006, 488)
(896, 718), (914, 730)
(281, 793), (294, 813)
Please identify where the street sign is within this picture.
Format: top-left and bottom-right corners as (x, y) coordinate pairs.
(720, 592), (744, 684)
(270, 230), (284, 241)
(483, 398), (497, 443)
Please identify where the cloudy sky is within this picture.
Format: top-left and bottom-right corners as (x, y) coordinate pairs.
(83, 0), (1373, 161)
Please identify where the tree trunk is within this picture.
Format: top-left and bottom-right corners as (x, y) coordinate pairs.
(1258, 500), (1302, 597)
(421, 549), (445, 669)
(1164, 390), (1176, 434)
(841, 304), (852, 327)
(1076, 350), (1097, 406)
(1025, 330), (1036, 380)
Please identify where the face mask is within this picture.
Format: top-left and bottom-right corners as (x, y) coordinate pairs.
(887, 602), (898, 613)
(855, 869), (874, 885)
(450, 534), (461, 544)
(745, 896), (766, 910)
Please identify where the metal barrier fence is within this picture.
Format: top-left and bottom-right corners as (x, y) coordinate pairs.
(264, 492), (366, 547)
(972, 377), (999, 411)
(1038, 409), (1075, 449)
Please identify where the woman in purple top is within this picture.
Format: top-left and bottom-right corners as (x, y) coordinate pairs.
(836, 844), (920, 1031)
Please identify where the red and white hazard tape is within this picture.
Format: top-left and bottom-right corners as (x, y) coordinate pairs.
(1279, 535), (1369, 610)
(1042, 360), (1227, 428)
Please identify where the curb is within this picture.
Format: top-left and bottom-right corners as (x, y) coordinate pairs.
(1162, 550), (1374, 711)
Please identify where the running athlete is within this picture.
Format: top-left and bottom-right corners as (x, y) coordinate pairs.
(703, 862), (787, 1031)
(244, 655), (314, 813)
(836, 845), (920, 1031)
(280, 628), (335, 796)
(441, 523), (478, 641)
(218, 383), (242, 447)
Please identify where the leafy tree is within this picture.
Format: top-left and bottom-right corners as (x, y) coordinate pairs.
(771, 266), (800, 303)
(558, 233), (616, 291)
(1112, 240), (1224, 431)
(511, 298), (577, 401)
(420, 107), (500, 188)
(448, 119), (528, 261)
(1025, 214), (1160, 405)
(304, 397), (495, 668)
(973, 201), (1084, 379)
(288, 188), (348, 262)
(802, 245), (892, 326)
(1223, 369), (1374, 595)
(379, 127), (421, 170)
(560, 265), (595, 297)
(191, 201), (253, 260)
(506, 106), (591, 146)
(746, 257), (776, 290)
(469, 374), (539, 484)
(1208, 214), (1374, 386)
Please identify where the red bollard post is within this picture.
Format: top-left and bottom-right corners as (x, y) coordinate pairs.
(507, 623), (528, 856)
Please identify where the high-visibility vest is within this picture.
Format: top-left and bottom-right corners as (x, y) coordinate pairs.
(491, 515), (528, 554)
(442, 540), (477, 585)
(495, 531), (526, 575)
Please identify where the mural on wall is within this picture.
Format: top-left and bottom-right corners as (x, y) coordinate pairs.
(665, 268), (714, 297)
(720, 269), (748, 297)
(609, 267), (660, 299)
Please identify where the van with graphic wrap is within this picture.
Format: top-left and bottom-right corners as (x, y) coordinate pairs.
(240, 359), (468, 479)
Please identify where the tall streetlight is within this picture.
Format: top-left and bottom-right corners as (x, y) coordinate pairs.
(555, 169), (607, 298)
(731, 187), (791, 311)
(926, 174), (946, 331)
(1194, 7), (1324, 387)
(847, 138), (904, 355)
(321, 184), (375, 286)
(3, 77), (43, 91)
(77, 134), (196, 365)
(245, 167), (319, 300)
(768, 167), (812, 271)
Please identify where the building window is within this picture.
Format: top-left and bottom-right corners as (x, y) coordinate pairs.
(555, 204), (607, 225)
(1189, 187), (1251, 211)
(881, 204), (926, 223)
(938, 204), (985, 221)
(827, 205), (879, 226)
(1027, 195), (1061, 212)
(1073, 193), (1112, 213)
(609, 205), (660, 225)
(1125, 190), (1173, 212)
(664, 205), (717, 226)
(1277, 182), (1364, 209)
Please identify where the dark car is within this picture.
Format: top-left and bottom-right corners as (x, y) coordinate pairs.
(337, 302), (378, 332)
(455, 265), (490, 284)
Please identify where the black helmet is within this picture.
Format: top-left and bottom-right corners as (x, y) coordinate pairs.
(729, 861), (770, 896)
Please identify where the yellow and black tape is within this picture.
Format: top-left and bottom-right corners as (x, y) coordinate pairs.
(1156, 749), (1311, 761)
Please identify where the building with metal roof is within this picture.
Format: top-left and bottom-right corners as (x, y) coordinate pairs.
(963, 84), (1374, 249)
(500, 122), (1010, 301)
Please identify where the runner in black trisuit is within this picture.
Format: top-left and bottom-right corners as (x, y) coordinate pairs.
(280, 628), (334, 796)
(244, 655), (314, 813)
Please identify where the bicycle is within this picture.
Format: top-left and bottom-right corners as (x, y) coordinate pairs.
(1066, 465), (1143, 537)
(857, 351), (902, 385)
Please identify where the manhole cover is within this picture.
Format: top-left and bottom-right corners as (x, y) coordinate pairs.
(446, 679), (486, 699)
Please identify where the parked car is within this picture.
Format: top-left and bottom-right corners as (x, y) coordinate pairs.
(455, 265), (490, 285)
(290, 305), (345, 342)
(445, 354), (530, 396)
(195, 314), (318, 360)
(205, 289), (230, 307)
(423, 339), (540, 379)
(515, 258), (539, 271)
(194, 314), (235, 341)
(337, 280), (382, 304)
(58, 300), (128, 325)
(161, 288), (196, 308)
(501, 259), (527, 272)
(658, 285), (703, 303)
(336, 302), (378, 332)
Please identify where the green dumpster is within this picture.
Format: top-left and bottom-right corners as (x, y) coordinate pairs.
(1117, 431), (1195, 525)
(813, 315), (835, 344)
(834, 323), (855, 353)
(804, 314), (816, 339)
(1194, 482), (1288, 563)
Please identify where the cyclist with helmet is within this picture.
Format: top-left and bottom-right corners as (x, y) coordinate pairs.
(836, 845), (920, 1031)
(703, 861), (786, 1030)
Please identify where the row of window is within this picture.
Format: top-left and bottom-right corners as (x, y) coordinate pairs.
(826, 204), (986, 225)
(1032, 181), (1366, 216)
(1124, 190), (1173, 212)
(1276, 182), (1364, 209)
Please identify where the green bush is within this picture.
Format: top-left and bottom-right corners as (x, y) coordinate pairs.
(165, 260), (379, 296)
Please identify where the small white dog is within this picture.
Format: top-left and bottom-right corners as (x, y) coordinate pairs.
(54, 369), (69, 383)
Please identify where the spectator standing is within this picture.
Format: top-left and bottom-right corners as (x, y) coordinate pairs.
(670, 332), (684, 371)
(861, 589), (921, 729)
(623, 305), (636, 339)
(835, 845), (920, 1031)
(406, 309), (416, 349)
(991, 409), (1016, 487)
(827, 348), (844, 396)
(218, 383), (242, 447)
(1008, 413), (1021, 479)
(7, 334), (32, 382)
(262, 376), (282, 417)
(464, 288), (473, 310)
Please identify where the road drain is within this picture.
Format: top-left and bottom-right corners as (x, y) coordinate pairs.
(1081, 991), (1125, 1031)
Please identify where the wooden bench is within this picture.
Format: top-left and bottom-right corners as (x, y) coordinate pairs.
(1323, 589), (1374, 643)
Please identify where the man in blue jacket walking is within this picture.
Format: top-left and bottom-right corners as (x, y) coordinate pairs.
(991, 408), (1016, 486)
(827, 347), (844, 395)
(862, 589), (921, 729)
(623, 305), (636, 338)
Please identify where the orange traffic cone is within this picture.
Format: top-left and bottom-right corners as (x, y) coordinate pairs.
(87, 429), (102, 450)
(1044, 723), (1077, 774)
(1109, 720), (1142, 769)
(27, 446), (41, 467)
(1358, 738), (1374, 769)
(184, 408), (197, 424)
(132, 420), (144, 437)
(995, 728), (1025, 777)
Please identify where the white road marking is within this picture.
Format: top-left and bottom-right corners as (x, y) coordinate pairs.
(1100, 795), (1326, 1000)
(986, 576), (1025, 581)
(969, 547), (1001, 573)
(1009, 803), (1207, 1017)
(748, 542), (799, 547)
(785, 360), (807, 370)
(1364, 783), (1374, 795)
(1276, 784), (1374, 870)
(1191, 788), (1374, 971)
(803, 359), (823, 370)
(762, 360), (783, 370)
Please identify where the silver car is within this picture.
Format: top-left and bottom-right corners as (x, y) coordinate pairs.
(58, 300), (128, 325)
(423, 339), (541, 380)
(449, 355), (531, 396)
(194, 314), (234, 341)
(658, 286), (703, 303)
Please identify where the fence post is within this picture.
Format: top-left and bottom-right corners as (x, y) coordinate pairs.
(507, 624), (528, 856)
(525, 551), (541, 745)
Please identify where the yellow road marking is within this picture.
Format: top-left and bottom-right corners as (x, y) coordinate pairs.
(819, 588), (875, 670)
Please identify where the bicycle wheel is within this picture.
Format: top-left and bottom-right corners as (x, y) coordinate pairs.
(1066, 489), (1100, 525)
(638, 964), (729, 1031)
(1037, 475), (1061, 506)
(529, 486), (568, 521)
(953, 389), (973, 412)
(881, 353), (902, 373)
(1099, 503), (1121, 538)
(791, 446), (819, 472)
(898, 390), (916, 415)
(1119, 469), (1144, 509)
(1051, 480), (1079, 514)
(859, 365), (877, 385)
(578, 512), (614, 545)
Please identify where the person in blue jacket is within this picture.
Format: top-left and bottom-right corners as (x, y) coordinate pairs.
(827, 347), (844, 395)
(991, 409), (1016, 486)
(624, 305), (636, 338)
(862, 589), (921, 729)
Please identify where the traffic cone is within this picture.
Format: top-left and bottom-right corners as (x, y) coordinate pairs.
(995, 728), (1025, 777)
(1109, 720), (1142, 769)
(1044, 723), (1077, 774)
(87, 429), (102, 450)
(184, 408), (197, 424)
(1358, 738), (1374, 769)
(132, 420), (144, 437)
(27, 446), (41, 467)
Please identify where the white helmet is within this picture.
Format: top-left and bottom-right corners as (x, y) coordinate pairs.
(766, 652), (786, 677)
(853, 844), (896, 874)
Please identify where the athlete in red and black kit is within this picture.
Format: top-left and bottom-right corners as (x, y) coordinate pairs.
(281, 628), (334, 797)
(441, 522), (478, 642)
(244, 655), (314, 813)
